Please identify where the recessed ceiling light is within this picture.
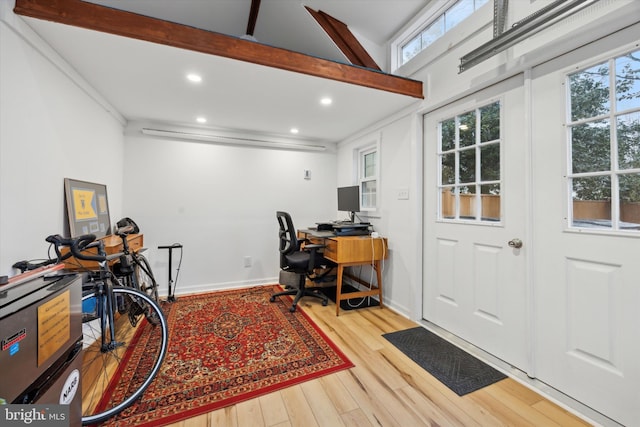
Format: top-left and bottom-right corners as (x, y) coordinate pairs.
(320, 97), (332, 106)
(290, 128), (299, 134)
(196, 117), (207, 123)
(187, 73), (202, 83)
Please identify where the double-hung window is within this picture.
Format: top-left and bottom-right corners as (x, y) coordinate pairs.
(359, 145), (378, 212)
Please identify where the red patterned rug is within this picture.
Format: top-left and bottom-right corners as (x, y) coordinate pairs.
(97, 285), (353, 426)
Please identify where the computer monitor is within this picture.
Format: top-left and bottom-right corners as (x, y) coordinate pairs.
(337, 185), (360, 222)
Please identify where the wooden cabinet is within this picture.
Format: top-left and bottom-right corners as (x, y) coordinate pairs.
(62, 234), (143, 270)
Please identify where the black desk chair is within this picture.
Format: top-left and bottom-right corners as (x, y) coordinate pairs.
(270, 211), (335, 312)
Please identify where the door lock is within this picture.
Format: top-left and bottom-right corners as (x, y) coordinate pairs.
(508, 238), (523, 249)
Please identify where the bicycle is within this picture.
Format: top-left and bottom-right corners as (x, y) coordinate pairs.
(110, 225), (159, 302)
(45, 233), (169, 425)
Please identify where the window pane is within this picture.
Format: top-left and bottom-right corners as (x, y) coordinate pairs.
(480, 102), (500, 142)
(481, 184), (500, 221)
(571, 120), (610, 173)
(459, 148), (475, 183)
(459, 111), (476, 147)
(572, 176), (611, 228)
(572, 178), (612, 227)
(445, 0), (474, 31)
(615, 50), (640, 112)
(459, 185), (477, 219)
(422, 16), (444, 47)
(441, 188), (455, 219)
(569, 62), (610, 121)
(480, 143), (500, 181)
(402, 35), (422, 63)
(441, 153), (456, 185)
(363, 151), (376, 178)
(441, 118), (456, 151)
(619, 173), (640, 229)
(617, 112), (640, 170)
(362, 180), (376, 208)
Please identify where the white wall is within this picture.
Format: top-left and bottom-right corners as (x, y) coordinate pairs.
(121, 130), (337, 295)
(0, 3), (124, 276)
(336, 110), (422, 318)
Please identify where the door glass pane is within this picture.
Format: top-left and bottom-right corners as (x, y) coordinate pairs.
(569, 62), (610, 121)
(480, 143), (500, 181)
(459, 148), (475, 183)
(619, 173), (640, 229)
(617, 112), (640, 170)
(615, 49), (640, 112)
(459, 185), (476, 219)
(571, 120), (610, 173)
(459, 112), (476, 147)
(480, 102), (500, 142)
(441, 188), (455, 219)
(441, 153), (456, 185)
(481, 184), (500, 221)
(441, 118), (456, 151)
(572, 176), (611, 228)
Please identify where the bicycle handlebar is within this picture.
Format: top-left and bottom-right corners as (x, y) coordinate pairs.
(45, 234), (107, 262)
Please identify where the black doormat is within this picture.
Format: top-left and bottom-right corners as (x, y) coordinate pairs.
(383, 326), (507, 396)
(318, 284), (380, 311)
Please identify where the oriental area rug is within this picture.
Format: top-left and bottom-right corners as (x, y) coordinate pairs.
(97, 285), (353, 426)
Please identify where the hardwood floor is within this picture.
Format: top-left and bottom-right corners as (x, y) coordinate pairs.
(163, 297), (593, 427)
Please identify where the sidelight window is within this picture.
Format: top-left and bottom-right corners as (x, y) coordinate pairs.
(438, 101), (501, 222)
(567, 49), (640, 231)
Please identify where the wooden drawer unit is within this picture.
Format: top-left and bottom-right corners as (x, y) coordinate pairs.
(62, 234), (144, 270)
(323, 236), (387, 264)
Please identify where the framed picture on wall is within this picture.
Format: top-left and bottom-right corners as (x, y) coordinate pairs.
(64, 178), (111, 238)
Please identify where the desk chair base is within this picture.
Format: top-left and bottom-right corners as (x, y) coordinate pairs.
(270, 283), (329, 312)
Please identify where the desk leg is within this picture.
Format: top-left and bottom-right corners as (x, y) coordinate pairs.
(335, 264), (344, 316)
(374, 260), (383, 309)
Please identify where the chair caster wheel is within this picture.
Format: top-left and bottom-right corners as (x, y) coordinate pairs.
(290, 306), (296, 312)
(322, 300), (328, 306)
(269, 296), (276, 302)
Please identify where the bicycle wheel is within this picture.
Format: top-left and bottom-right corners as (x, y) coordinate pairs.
(133, 253), (159, 302)
(81, 285), (168, 425)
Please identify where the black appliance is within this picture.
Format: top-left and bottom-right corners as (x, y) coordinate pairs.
(0, 271), (82, 426)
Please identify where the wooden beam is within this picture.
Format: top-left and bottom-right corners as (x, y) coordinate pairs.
(305, 7), (380, 71)
(245, 0), (261, 37)
(13, 0), (423, 99)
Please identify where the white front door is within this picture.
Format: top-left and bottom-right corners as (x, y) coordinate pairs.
(422, 74), (529, 371)
(531, 39), (640, 426)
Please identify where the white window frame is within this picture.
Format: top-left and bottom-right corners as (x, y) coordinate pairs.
(355, 136), (381, 216)
(565, 47), (640, 234)
(390, 0), (490, 72)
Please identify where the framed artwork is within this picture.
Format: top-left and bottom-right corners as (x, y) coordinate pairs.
(64, 178), (111, 238)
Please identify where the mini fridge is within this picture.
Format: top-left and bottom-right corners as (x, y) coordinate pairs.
(0, 271), (82, 426)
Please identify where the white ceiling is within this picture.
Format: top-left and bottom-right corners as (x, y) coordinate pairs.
(20, 1), (430, 145)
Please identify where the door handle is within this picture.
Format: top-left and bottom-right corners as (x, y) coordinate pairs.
(508, 238), (523, 249)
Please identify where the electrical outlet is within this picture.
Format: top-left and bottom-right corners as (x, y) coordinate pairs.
(397, 188), (409, 200)
(244, 256), (252, 268)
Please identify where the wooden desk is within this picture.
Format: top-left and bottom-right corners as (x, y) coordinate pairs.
(62, 233), (144, 270)
(300, 230), (388, 315)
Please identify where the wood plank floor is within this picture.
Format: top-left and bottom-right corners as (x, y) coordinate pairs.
(163, 296), (593, 427)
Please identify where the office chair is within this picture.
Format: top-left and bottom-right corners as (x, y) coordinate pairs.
(270, 211), (335, 312)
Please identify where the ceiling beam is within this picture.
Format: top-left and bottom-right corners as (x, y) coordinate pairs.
(305, 7), (380, 71)
(13, 0), (423, 99)
(245, 0), (261, 37)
